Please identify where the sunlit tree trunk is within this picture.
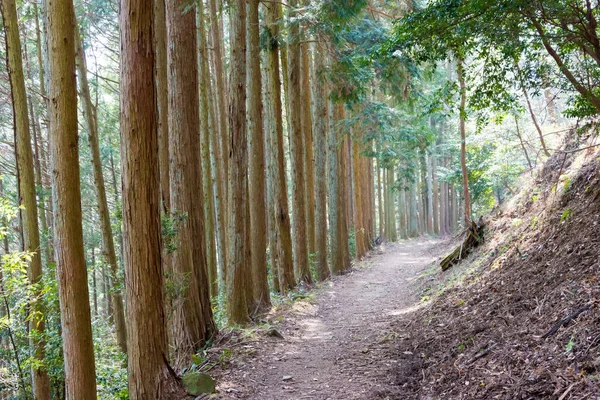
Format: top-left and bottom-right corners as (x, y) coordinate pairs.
(328, 102), (343, 274)
(47, 0), (97, 395)
(432, 146), (440, 235)
(247, 0), (271, 310)
(287, 0), (311, 283)
(456, 57), (472, 226)
(312, 42), (329, 281)
(337, 108), (351, 268)
(1, 1), (51, 397)
(166, 0), (216, 362)
(352, 139), (366, 259)
(377, 157), (384, 239)
(266, 1), (295, 292)
(226, 0), (251, 325)
(386, 167), (398, 242)
(208, 0), (228, 283)
(197, 1), (218, 299)
(398, 179), (408, 239)
(120, 1), (187, 394)
(75, 24), (127, 353)
(408, 176), (418, 237)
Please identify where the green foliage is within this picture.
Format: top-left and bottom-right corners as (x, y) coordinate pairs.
(560, 208), (572, 222)
(161, 210), (188, 254)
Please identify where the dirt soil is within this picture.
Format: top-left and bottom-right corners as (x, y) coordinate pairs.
(209, 239), (446, 399)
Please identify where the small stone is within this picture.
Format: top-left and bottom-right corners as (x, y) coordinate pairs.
(282, 376), (293, 381)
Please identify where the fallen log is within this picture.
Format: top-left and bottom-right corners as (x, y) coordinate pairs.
(440, 218), (485, 271)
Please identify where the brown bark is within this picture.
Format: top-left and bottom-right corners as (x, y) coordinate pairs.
(154, 0), (170, 214)
(166, 0), (216, 363)
(377, 157), (384, 239)
(301, 30), (316, 256)
(338, 114), (351, 268)
(456, 57), (472, 226)
(514, 116), (533, 170)
(227, 0), (251, 325)
(312, 42), (329, 280)
(47, 0), (97, 395)
(352, 139), (366, 259)
(432, 148), (439, 235)
(208, 0), (229, 281)
(328, 102), (343, 274)
(198, 0), (218, 298)
(246, 0), (271, 311)
(287, 0), (311, 283)
(120, 0), (187, 395)
(75, 24), (127, 353)
(1, 0), (51, 397)
(265, 1), (295, 293)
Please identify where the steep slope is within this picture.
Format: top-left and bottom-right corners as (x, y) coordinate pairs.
(388, 130), (600, 399)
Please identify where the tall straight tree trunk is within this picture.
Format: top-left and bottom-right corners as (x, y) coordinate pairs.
(119, 0), (187, 394)
(312, 42), (329, 281)
(328, 102), (343, 274)
(337, 108), (351, 268)
(450, 184), (458, 231)
(75, 24), (127, 353)
(456, 58), (472, 226)
(377, 157), (384, 239)
(398, 179), (408, 239)
(1, 1), (51, 397)
(352, 139), (366, 259)
(301, 28), (316, 256)
(47, 0), (97, 395)
(208, 0), (228, 282)
(432, 150), (440, 235)
(386, 167), (397, 242)
(287, 0), (311, 283)
(154, 0), (170, 213)
(227, 0), (250, 324)
(197, 1), (218, 298)
(166, 0), (216, 363)
(425, 152), (434, 234)
(247, 0), (271, 310)
(265, 1), (295, 293)
(408, 177), (418, 237)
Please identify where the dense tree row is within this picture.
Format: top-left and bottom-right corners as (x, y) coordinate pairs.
(0, 0), (589, 398)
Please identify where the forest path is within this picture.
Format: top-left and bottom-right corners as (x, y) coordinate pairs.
(217, 238), (445, 399)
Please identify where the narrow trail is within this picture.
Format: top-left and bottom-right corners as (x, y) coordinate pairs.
(218, 239), (445, 399)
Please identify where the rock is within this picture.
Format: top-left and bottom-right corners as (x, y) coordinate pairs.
(282, 375), (293, 381)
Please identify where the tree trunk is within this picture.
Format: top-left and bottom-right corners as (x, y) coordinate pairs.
(337, 108), (351, 269)
(75, 24), (127, 353)
(456, 57), (472, 226)
(265, 1), (295, 293)
(208, 0), (228, 282)
(426, 152), (434, 235)
(226, 0), (251, 325)
(247, 0), (271, 311)
(301, 28), (316, 256)
(377, 157), (384, 239)
(166, 0), (216, 363)
(312, 43), (329, 280)
(47, 0), (97, 395)
(408, 177), (418, 237)
(432, 149), (440, 235)
(120, 0), (188, 394)
(1, 0), (51, 396)
(154, 0), (170, 214)
(352, 139), (366, 259)
(197, 0), (219, 299)
(287, 0), (311, 284)
(398, 179), (408, 239)
(328, 102), (343, 274)
(514, 116), (533, 170)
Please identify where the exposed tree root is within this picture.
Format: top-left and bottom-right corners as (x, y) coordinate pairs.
(440, 218), (485, 271)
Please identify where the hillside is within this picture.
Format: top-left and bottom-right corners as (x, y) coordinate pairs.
(386, 131), (600, 399)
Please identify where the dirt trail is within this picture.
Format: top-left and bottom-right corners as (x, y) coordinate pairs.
(216, 239), (444, 399)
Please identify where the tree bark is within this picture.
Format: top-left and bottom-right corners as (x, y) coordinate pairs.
(47, 0), (97, 395)
(352, 139), (366, 259)
(265, 1), (295, 293)
(208, 0), (228, 283)
(377, 157), (384, 239)
(1, 0), (51, 397)
(247, 0), (271, 311)
(302, 33), (316, 257)
(312, 42), (329, 281)
(328, 102), (343, 274)
(166, 0), (216, 363)
(287, 0), (311, 284)
(75, 24), (127, 353)
(119, 0), (188, 394)
(514, 116), (533, 170)
(197, 0), (219, 299)
(398, 179), (408, 239)
(456, 57), (472, 226)
(226, 0), (251, 325)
